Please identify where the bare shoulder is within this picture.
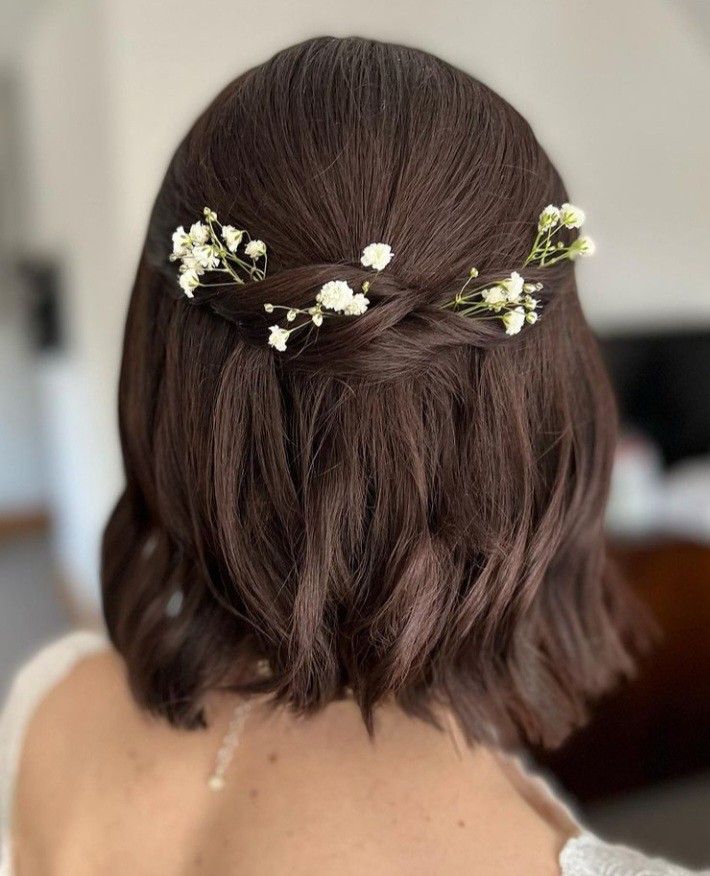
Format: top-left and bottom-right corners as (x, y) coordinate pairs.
(16, 643), (130, 787)
(24, 644), (126, 740)
(11, 642), (130, 861)
(9, 638), (218, 874)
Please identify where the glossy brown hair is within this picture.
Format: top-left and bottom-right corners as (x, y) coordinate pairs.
(102, 36), (642, 748)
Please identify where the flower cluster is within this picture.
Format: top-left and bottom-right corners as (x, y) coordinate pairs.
(170, 204), (594, 347)
(446, 268), (542, 336)
(170, 208), (267, 298)
(528, 202), (595, 264)
(265, 244), (393, 351)
(445, 203), (594, 335)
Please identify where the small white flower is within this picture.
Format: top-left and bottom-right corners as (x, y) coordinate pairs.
(221, 225), (244, 253)
(189, 222), (209, 245)
(469, 267), (479, 278)
(179, 269), (200, 297)
(286, 309), (297, 322)
(500, 271), (524, 303)
(538, 205), (561, 231)
(172, 226), (191, 257)
(245, 239), (267, 259)
(179, 253), (202, 273)
(523, 295), (539, 311)
(481, 285), (508, 311)
(316, 280), (355, 313)
(525, 311), (538, 325)
(192, 244), (220, 271)
(343, 293), (370, 316)
(268, 325), (290, 351)
(559, 203), (585, 229)
(360, 242), (393, 271)
(171, 213), (270, 296)
(264, 303), (274, 313)
(312, 312), (324, 326)
(502, 307), (526, 336)
(569, 235), (596, 258)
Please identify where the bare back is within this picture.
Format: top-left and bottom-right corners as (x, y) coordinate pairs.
(10, 647), (573, 875)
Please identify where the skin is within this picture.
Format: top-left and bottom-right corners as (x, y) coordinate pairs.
(12, 650), (578, 875)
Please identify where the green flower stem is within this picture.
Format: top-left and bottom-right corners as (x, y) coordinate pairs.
(198, 281), (247, 288)
(525, 221), (567, 266)
(206, 217), (265, 283)
(443, 280), (503, 310)
(537, 251), (573, 266)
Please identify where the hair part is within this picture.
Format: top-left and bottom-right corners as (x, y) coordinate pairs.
(102, 36), (645, 748)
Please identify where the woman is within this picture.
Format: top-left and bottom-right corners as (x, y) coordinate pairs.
(1, 37), (703, 875)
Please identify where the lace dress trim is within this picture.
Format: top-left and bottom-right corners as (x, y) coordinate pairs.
(560, 832), (708, 875)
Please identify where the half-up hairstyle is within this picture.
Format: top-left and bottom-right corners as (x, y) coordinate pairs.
(102, 36), (644, 748)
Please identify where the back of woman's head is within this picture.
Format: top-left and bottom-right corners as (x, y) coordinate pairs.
(103, 36), (641, 747)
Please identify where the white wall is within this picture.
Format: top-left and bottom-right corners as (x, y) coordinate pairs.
(14, 0), (710, 604)
(17, 0), (121, 603)
(0, 278), (47, 510)
(0, 73), (47, 512)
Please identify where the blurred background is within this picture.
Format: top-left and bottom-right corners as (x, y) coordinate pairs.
(0, 0), (708, 867)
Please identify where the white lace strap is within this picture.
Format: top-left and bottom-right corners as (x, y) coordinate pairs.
(560, 832), (710, 875)
(0, 630), (108, 830)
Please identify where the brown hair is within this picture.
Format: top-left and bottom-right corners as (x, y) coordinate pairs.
(102, 36), (642, 748)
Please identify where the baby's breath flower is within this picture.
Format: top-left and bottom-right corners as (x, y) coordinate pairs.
(189, 222), (209, 245)
(312, 312), (324, 326)
(179, 254), (202, 273)
(316, 280), (355, 312)
(523, 295), (539, 310)
(500, 271), (524, 302)
(360, 242), (393, 271)
(179, 269), (200, 297)
(268, 325), (290, 351)
(244, 239), (267, 259)
(502, 307), (526, 336)
(343, 292), (370, 316)
(221, 225), (243, 253)
(171, 210), (268, 305)
(559, 203), (585, 229)
(538, 205), (561, 231)
(568, 235), (596, 258)
(264, 303), (274, 313)
(481, 286), (508, 310)
(469, 267), (479, 278)
(526, 311), (538, 325)
(192, 244), (220, 271)
(286, 309), (297, 322)
(172, 226), (191, 257)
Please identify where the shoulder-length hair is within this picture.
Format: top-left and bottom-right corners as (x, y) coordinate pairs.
(102, 36), (644, 747)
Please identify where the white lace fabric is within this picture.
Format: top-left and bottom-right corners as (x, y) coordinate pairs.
(560, 833), (708, 875)
(0, 631), (707, 875)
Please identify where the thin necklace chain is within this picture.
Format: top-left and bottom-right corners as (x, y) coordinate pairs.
(207, 658), (271, 791)
(207, 699), (253, 791)
(206, 665), (354, 791)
